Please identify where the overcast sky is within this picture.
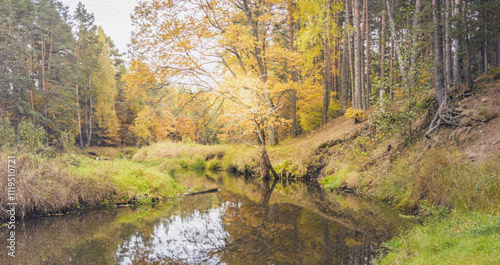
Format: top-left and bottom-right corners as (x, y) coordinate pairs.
(60, 0), (139, 58)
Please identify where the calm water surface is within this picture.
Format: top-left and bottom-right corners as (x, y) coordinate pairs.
(0, 172), (412, 264)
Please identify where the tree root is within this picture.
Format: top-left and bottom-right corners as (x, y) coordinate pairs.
(415, 99), (465, 164)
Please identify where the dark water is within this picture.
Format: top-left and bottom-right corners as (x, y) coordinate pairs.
(0, 172), (412, 264)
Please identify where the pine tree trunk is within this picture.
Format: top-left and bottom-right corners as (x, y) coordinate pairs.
(322, 3), (332, 125)
(353, 0), (362, 110)
(411, 0), (422, 86)
(341, 23), (349, 113)
(386, 0), (407, 95)
(379, 9), (386, 105)
(495, 38), (500, 67)
(462, 0), (473, 89)
(360, 0), (366, 110)
(484, 28), (488, 74)
(433, 0), (447, 107)
(453, 0), (462, 87)
(365, 0), (371, 108)
(445, 0), (452, 88)
(41, 41), (47, 123)
(346, 0), (354, 106)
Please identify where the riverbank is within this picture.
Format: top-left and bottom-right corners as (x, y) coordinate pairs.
(0, 148), (187, 222)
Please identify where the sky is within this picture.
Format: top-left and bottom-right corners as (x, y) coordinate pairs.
(60, 0), (139, 58)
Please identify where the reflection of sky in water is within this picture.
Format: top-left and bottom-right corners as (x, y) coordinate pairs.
(116, 202), (234, 264)
(0, 179), (412, 265)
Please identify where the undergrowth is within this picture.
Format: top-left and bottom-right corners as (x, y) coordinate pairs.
(375, 149), (500, 213)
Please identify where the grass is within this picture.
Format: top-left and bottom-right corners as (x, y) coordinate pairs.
(0, 150), (115, 222)
(375, 149), (500, 212)
(68, 156), (186, 201)
(133, 140), (259, 174)
(377, 211), (500, 265)
(320, 170), (348, 190)
(0, 147), (188, 222)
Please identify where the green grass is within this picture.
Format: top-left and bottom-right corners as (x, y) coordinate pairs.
(377, 212), (500, 265)
(189, 156), (206, 170)
(206, 159), (222, 171)
(320, 170), (347, 189)
(68, 156), (186, 200)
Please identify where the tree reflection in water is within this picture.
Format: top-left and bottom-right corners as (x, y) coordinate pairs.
(0, 173), (411, 265)
(115, 177), (392, 264)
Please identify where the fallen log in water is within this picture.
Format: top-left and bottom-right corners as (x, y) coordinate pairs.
(184, 187), (219, 196)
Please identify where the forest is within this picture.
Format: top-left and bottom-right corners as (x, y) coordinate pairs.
(0, 0), (499, 264)
(1, 0), (498, 148)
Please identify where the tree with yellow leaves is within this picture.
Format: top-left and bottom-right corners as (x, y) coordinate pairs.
(131, 0), (299, 177)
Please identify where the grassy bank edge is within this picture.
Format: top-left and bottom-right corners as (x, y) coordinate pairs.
(376, 211), (500, 264)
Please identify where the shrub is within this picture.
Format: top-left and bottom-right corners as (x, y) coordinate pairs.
(0, 117), (16, 148)
(344, 108), (366, 123)
(17, 119), (48, 150)
(60, 131), (76, 153)
(300, 98), (341, 132)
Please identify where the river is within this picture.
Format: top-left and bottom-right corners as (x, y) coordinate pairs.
(0, 171), (413, 264)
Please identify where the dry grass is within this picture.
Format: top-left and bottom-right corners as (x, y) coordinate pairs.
(376, 148), (500, 212)
(79, 146), (139, 160)
(133, 141), (259, 173)
(0, 151), (115, 222)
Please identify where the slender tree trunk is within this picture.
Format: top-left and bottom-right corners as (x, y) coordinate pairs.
(86, 70), (93, 147)
(380, 9), (386, 105)
(76, 84), (83, 149)
(433, 0), (446, 107)
(76, 34), (84, 149)
(341, 23), (349, 113)
(484, 27), (488, 74)
(445, 0), (452, 88)
(411, 0), (422, 84)
(389, 33), (394, 100)
(349, 34), (354, 104)
(495, 38), (500, 67)
(322, 2), (332, 125)
(462, 0), (473, 89)
(41, 40), (47, 123)
(346, 0), (354, 107)
(386, 0), (407, 94)
(364, 0), (370, 109)
(287, 0), (298, 137)
(360, 0), (366, 110)
(28, 53), (36, 124)
(453, 0), (462, 88)
(353, 0), (362, 110)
